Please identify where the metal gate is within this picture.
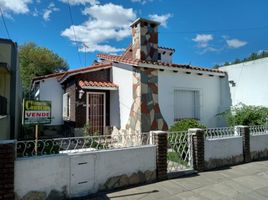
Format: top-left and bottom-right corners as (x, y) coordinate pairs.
(167, 131), (193, 177)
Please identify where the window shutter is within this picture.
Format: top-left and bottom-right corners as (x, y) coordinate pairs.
(174, 90), (200, 120)
(63, 93), (68, 118)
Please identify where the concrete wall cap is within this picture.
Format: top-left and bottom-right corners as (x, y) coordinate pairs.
(234, 125), (249, 128)
(151, 131), (167, 135)
(0, 140), (16, 144)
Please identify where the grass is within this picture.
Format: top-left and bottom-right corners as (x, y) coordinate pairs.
(167, 151), (189, 166)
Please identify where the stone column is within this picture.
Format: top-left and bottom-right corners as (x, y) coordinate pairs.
(236, 125), (251, 163)
(0, 140), (15, 200)
(152, 131), (167, 180)
(189, 128), (205, 172)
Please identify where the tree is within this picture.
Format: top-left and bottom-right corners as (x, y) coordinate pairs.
(20, 42), (69, 95)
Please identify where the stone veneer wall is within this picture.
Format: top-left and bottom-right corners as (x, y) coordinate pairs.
(132, 21), (158, 61)
(126, 67), (168, 132)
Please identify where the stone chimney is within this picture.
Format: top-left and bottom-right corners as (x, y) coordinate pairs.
(130, 18), (160, 61)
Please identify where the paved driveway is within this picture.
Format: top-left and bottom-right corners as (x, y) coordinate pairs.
(90, 160), (268, 200)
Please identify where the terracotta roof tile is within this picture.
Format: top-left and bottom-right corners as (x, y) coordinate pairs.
(79, 80), (118, 89)
(32, 62), (112, 82)
(98, 54), (140, 66)
(97, 54), (224, 74)
(158, 46), (175, 52)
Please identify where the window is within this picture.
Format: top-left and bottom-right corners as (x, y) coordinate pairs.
(158, 53), (161, 60)
(63, 93), (70, 119)
(174, 90), (200, 121)
(0, 95), (7, 116)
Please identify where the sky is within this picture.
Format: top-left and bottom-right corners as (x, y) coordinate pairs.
(0, 0), (268, 69)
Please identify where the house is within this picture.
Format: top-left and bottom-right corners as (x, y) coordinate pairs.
(31, 18), (231, 136)
(219, 57), (268, 107)
(0, 38), (22, 139)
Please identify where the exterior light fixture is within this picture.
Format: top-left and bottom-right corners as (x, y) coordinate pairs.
(79, 89), (85, 99)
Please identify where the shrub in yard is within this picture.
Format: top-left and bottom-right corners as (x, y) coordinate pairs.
(224, 103), (268, 126)
(168, 119), (206, 164)
(169, 119), (206, 132)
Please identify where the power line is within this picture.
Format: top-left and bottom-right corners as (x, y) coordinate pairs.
(67, 0), (82, 67)
(0, 8), (10, 39)
(159, 25), (268, 34)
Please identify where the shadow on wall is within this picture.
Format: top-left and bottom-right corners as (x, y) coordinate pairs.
(218, 75), (232, 127)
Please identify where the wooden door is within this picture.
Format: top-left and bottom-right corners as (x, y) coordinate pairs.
(87, 92), (105, 135)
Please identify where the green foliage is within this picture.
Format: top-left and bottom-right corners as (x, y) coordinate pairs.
(83, 123), (92, 136)
(224, 104), (268, 126)
(19, 42), (68, 95)
(213, 50), (268, 68)
(169, 119), (206, 132)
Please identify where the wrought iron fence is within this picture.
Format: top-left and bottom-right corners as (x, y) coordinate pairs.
(205, 127), (235, 139)
(250, 125), (268, 135)
(167, 131), (192, 173)
(16, 132), (151, 157)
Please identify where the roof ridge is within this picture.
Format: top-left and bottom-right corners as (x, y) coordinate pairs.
(32, 62), (112, 82)
(97, 54), (225, 74)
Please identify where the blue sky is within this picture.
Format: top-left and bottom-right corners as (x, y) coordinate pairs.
(1, 0), (268, 69)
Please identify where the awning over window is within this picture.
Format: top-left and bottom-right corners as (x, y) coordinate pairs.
(78, 80), (118, 90)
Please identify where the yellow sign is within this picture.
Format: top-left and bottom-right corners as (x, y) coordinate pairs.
(23, 100), (51, 125)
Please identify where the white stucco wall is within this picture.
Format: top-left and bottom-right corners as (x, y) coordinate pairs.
(158, 70), (230, 128)
(15, 155), (69, 198)
(14, 145), (156, 198)
(205, 136), (243, 161)
(250, 134), (268, 153)
(219, 58), (268, 107)
(111, 64), (133, 129)
(93, 145), (156, 189)
(39, 78), (64, 125)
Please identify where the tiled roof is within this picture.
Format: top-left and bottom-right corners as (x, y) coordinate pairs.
(79, 80), (118, 89)
(32, 62), (112, 82)
(98, 54), (140, 66)
(97, 54), (224, 74)
(58, 62), (112, 82)
(158, 46), (175, 52)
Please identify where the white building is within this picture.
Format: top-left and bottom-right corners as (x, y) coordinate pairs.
(31, 18), (232, 136)
(220, 58), (268, 107)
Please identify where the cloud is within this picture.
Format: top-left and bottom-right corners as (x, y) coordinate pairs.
(61, 3), (136, 53)
(225, 38), (247, 48)
(192, 34), (213, 48)
(0, 0), (32, 14)
(59, 0), (99, 5)
(148, 13), (172, 27)
(131, 0), (153, 4)
(43, 2), (59, 21)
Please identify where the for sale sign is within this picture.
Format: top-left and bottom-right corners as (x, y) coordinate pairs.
(23, 100), (51, 125)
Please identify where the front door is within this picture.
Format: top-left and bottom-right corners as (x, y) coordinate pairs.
(87, 92), (106, 135)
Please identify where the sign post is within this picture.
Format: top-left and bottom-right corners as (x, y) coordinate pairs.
(22, 100), (52, 155)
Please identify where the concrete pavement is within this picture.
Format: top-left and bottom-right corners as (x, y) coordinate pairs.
(91, 160), (268, 200)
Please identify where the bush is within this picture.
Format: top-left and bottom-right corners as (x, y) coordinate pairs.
(169, 119), (206, 132)
(224, 104), (268, 126)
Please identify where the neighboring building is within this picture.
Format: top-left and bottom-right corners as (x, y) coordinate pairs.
(0, 38), (22, 139)
(31, 18), (231, 136)
(219, 58), (268, 107)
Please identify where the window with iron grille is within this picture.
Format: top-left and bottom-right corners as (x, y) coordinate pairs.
(0, 95), (7, 116)
(174, 89), (200, 121)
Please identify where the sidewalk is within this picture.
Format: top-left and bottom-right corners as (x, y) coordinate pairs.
(91, 160), (268, 200)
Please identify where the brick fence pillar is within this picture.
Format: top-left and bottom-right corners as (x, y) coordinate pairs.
(236, 125), (251, 163)
(0, 140), (16, 200)
(189, 128), (205, 172)
(152, 131), (167, 180)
